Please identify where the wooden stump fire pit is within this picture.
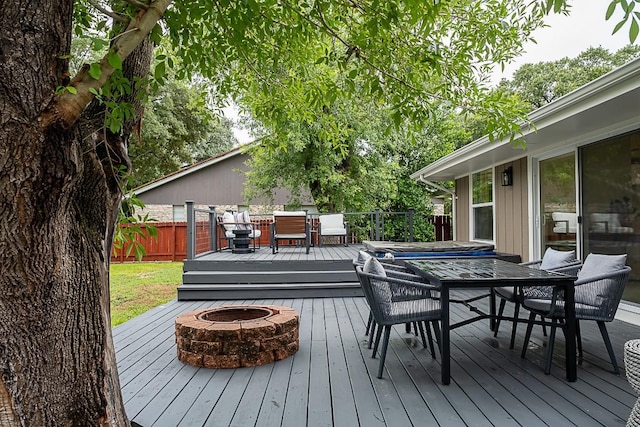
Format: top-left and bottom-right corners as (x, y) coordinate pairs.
(175, 305), (299, 368)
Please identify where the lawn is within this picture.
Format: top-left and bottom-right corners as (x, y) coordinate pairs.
(110, 262), (183, 327)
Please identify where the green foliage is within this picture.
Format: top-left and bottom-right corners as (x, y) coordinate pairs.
(127, 80), (237, 187)
(497, 45), (640, 109)
(113, 193), (158, 261)
(606, 0), (640, 42)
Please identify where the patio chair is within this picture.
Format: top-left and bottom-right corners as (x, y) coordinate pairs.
(218, 211), (261, 250)
(521, 253), (631, 374)
(493, 248), (581, 349)
(356, 258), (442, 379)
(271, 211), (310, 254)
(352, 251), (440, 359)
(317, 213), (348, 247)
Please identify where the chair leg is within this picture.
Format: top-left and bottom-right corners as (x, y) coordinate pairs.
(494, 299), (507, 337)
(377, 326), (392, 379)
(368, 321), (377, 349)
(521, 312), (537, 359)
(365, 311), (373, 335)
(509, 302), (520, 350)
(576, 320), (583, 365)
(431, 320), (442, 355)
(405, 323), (412, 334)
(424, 321), (436, 358)
(372, 324), (384, 358)
(545, 319), (558, 375)
(541, 316), (548, 337)
(598, 321), (620, 375)
(417, 322), (428, 349)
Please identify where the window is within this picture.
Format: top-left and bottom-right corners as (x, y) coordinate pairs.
(173, 204), (185, 222)
(472, 169), (493, 241)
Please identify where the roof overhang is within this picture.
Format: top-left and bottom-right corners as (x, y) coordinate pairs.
(411, 58), (640, 182)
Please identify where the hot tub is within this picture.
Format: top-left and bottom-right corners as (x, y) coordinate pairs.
(362, 240), (520, 263)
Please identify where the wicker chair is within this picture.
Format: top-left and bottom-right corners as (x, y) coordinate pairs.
(352, 251), (439, 358)
(521, 253), (631, 374)
(356, 258), (442, 379)
(493, 248), (581, 349)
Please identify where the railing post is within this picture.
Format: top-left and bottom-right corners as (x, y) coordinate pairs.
(209, 205), (217, 252)
(186, 200), (195, 260)
(375, 208), (381, 241)
(408, 208), (415, 242)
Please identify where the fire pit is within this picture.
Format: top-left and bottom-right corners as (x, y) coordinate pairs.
(175, 305), (299, 368)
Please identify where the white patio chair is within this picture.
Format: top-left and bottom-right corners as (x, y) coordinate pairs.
(317, 213), (348, 247)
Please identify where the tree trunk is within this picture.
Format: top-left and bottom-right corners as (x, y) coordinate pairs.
(0, 1), (156, 425)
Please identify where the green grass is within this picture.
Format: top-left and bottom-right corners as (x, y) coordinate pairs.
(110, 262), (183, 327)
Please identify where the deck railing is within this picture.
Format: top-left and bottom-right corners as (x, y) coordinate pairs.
(182, 201), (451, 261)
(109, 203), (452, 262)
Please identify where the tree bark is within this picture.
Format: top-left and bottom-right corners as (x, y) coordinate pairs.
(0, 0), (163, 425)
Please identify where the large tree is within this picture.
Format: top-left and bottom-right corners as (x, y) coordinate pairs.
(0, 0), (631, 425)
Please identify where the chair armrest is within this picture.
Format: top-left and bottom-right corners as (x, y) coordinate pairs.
(520, 260), (543, 268)
(358, 269), (440, 292)
(574, 266), (631, 286)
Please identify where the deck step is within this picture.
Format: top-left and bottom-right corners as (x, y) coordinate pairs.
(182, 269), (356, 285)
(177, 282), (363, 300)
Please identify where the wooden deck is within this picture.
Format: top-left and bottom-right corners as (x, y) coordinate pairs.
(179, 245), (364, 300)
(115, 293), (639, 426)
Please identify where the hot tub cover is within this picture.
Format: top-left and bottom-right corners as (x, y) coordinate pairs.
(362, 240), (495, 254)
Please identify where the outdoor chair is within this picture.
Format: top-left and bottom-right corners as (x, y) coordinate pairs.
(317, 213), (348, 247)
(352, 251), (440, 359)
(218, 210), (261, 250)
(356, 258), (442, 379)
(271, 210), (310, 254)
(521, 253), (631, 374)
(493, 247), (581, 349)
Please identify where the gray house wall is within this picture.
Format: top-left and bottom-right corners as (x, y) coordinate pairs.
(137, 152), (312, 210)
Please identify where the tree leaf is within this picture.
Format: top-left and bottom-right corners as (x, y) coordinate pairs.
(108, 53), (122, 70)
(88, 63), (102, 80)
(606, 1), (618, 20)
(631, 18), (639, 42)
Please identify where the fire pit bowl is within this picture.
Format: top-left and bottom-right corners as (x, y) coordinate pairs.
(175, 305), (299, 368)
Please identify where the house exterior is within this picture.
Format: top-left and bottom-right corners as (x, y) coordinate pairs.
(411, 57), (640, 304)
(133, 144), (314, 221)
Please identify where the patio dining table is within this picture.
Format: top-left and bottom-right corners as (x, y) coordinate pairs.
(404, 258), (578, 385)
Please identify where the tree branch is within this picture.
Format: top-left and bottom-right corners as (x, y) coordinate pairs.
(41, 0), (173, 130)
(87, 0), (129, 24)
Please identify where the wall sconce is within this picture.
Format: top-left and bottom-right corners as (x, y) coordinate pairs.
(501, 167), (513, 187)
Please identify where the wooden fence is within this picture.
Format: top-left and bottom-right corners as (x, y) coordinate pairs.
(111, 215), (453, 263)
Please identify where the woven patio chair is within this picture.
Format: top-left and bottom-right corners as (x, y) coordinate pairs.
(353, 251), (440, 358)
(493, 248), (581, 349)
(356, 258), (442, 379)
(521, 253), (631, 375)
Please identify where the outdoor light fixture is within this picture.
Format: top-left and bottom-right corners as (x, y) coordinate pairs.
(501, 167), (513, 186)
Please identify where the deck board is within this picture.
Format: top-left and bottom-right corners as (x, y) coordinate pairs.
(115, 295), (639, 427)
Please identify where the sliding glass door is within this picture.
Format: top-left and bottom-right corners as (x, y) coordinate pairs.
(539, 153), (577, 254)
(581, 132), (640, 302)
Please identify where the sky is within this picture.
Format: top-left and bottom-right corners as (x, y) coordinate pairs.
(228, 2), (633, 143)
(491, 1), (632, 84)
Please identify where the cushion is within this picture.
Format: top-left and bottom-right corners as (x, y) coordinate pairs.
(234, 212), (247, 230)
(363, 257), (387, 277)
(357, 250), (373, 265)
(540, 248), (575, 270)
(222, 211), (236, 231)
(578, 253), (627, 281)
(319, 214), (344, 229)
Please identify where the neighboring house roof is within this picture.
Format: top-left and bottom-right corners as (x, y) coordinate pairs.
(411, 57), (640, 182)
(134, 144), (251, 195)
